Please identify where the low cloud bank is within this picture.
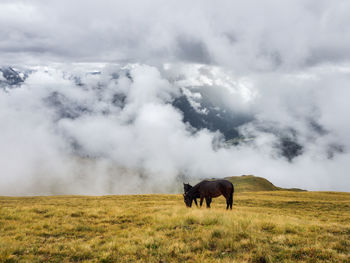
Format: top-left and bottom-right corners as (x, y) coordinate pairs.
(0, 63), (349, 195)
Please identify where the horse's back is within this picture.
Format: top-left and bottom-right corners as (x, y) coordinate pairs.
(197, 179), (232, 187)
(208, 179), (233, 190)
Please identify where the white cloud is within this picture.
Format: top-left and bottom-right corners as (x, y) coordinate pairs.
(0, 63), (350, 195)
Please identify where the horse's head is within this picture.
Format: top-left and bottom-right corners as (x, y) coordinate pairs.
(183, 193), (193, 207)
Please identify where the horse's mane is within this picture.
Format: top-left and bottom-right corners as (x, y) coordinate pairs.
(183, 183), (193, 192)
(185, 180), (208, 197)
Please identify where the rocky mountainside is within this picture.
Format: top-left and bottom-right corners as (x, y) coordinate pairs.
(0, 67), (25, 86)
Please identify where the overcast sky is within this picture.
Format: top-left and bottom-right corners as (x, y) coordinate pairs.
(1, 1), (350, 194)
(2, 0), (350, 69)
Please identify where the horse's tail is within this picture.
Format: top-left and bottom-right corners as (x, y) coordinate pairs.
(229, 184), (234, 209)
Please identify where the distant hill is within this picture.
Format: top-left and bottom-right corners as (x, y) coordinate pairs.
(224, 175), (306, 192)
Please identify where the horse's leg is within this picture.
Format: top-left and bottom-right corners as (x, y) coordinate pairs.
(194, 198), (198, 207)
(205, 197), (211, 208)
(200, 197), (204, 208)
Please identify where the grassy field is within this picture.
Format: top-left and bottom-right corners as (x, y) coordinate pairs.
(1, 191), (350, 262)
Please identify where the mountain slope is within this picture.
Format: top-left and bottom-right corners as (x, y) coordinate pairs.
(224, 175), (306, 192)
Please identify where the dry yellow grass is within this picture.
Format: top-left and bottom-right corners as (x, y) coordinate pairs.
(1, 191), (350, 262)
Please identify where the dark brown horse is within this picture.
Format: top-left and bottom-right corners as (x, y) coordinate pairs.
(184, 180), (234, 209)
(183, 183), (198, 206)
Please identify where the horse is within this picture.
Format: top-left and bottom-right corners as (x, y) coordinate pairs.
(183, 183), (199, 206)
(184, 180), (234, 209)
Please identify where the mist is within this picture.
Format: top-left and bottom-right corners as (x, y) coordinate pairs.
(1, 1), (350, 195)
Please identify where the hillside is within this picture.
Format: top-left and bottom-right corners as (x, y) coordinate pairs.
(224, 175), (306, 192)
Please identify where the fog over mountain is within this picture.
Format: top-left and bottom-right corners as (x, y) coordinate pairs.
(1, 1), (350, 194)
